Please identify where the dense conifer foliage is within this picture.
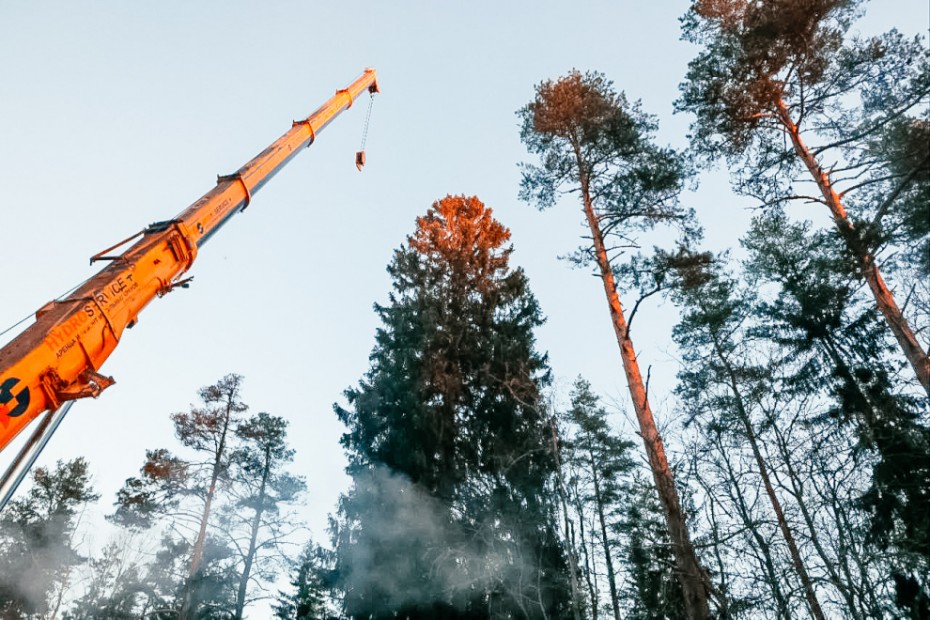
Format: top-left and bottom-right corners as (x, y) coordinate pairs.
(558, 379), (634, 620)
(274, 543), (337, 619)
(333, 195), (572, 619)
(742, 215), (930, 614)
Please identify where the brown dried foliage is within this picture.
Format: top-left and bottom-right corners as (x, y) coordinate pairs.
(693, 0), (852, 118)
(410, 195), (512, 292)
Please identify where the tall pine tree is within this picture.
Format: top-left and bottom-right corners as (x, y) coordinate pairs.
(677, 0), (930, 392)
(519, 70), (714, 618)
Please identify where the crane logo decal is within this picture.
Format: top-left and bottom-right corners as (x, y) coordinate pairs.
(0, 378), (30, 417)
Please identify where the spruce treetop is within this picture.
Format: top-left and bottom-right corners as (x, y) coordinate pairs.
(408, 195), (515, 298)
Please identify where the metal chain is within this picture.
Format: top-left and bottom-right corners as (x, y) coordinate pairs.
(359, 93), (375, 151)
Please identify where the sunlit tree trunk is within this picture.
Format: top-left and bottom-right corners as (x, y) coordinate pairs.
(775, 100), (930, 394)
(179, 398), (235, 620)
(577, 167), (712, 619)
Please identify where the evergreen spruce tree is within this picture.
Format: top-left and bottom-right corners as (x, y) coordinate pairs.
(621, 474), (686, 620)
(670, 251), (827, 618)
(559, 378), (635, 620)
(334, 195), (572, 619)
(743, 212), (930, 615)
(274, 543), (337, 620)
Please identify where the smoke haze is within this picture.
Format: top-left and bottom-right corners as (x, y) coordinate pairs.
(339, 466), (538, 613)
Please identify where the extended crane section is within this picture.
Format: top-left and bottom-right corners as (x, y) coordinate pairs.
(0, 69), (379, 456)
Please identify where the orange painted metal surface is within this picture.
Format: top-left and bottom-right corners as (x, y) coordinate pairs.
(0, 69), (379, 453)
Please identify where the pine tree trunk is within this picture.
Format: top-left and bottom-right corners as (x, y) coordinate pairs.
(711, 432), (791, 619)
(235, 447), (272, 620)
(699, 483), (731, 619)
(571, 475), (600, 620)
(734, 404), (825, 619)
(550, 420), (584, 620)
(775, 99), (930, 395)
(772, 425), (864, 620)
(707, 329), (827, 620)
(815, 448), (884, 618)
(588, 449), (621, 620)
(577, 169), (713, 619)
(180, 402), (234, 620)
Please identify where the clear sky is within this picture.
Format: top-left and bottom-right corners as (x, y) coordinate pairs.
(1, 0), (927, 609)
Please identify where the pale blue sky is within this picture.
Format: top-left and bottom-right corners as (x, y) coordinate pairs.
(1, 0), (927, 609)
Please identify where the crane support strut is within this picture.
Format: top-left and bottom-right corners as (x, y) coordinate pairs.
(336, 88), (354, 108)
(217, 172), (252, 210)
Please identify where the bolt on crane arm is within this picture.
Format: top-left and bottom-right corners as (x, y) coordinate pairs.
(0, 69), (379, 455)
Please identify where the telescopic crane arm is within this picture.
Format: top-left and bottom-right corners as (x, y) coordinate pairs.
(0, 68), (379, 454)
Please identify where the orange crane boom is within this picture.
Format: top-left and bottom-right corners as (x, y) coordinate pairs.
(0, 68), (379, 455)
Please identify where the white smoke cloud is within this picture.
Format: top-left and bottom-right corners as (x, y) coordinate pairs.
(339, 465), (540, 614)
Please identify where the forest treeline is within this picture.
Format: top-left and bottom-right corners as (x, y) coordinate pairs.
(1, 1), (927, 618)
